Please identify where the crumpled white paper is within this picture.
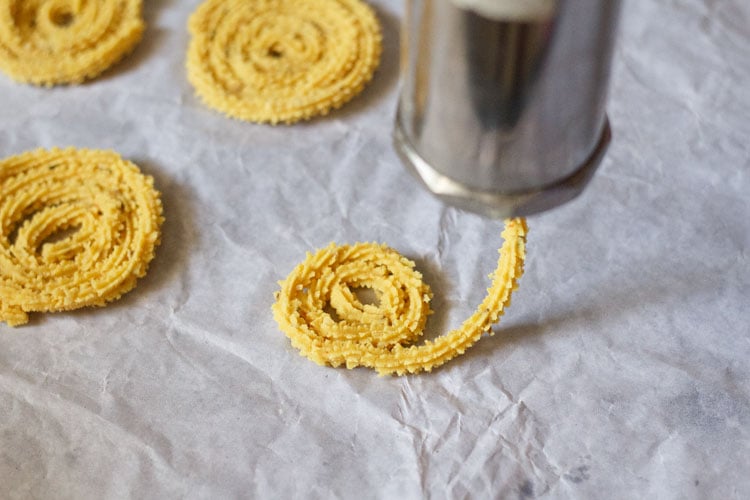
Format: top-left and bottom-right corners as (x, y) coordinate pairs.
(1, 0), (749, 498)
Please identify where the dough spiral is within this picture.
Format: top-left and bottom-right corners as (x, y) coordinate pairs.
(273, 218), (527, 375)
(0, 0), (144, 85)
(0, 148), (163, 326)
(186, 0), (382, 124)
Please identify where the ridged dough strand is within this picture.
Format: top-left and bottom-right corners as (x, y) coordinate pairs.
(0, 148), (163, 326)
(273, 218), (528, 375)
(186, 0), (382, 123)
(0, 0), (145, 85)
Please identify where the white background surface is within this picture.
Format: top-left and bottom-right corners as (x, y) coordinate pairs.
(1, 0), (749, 498)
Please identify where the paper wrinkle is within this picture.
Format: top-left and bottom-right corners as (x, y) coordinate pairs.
(2, 0), (750, 497)
(162, 327), (223, 385)
(0, 371), (177, 478)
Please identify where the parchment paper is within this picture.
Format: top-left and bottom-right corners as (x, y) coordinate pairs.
(1, 0), (749, 498)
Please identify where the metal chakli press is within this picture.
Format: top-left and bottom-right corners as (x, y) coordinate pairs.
(395, 0), (621, 217)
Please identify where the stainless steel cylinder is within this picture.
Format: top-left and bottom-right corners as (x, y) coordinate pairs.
(394, 0), (621, 217)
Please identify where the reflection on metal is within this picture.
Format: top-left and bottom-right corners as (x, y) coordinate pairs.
(395, 0), (621, 217)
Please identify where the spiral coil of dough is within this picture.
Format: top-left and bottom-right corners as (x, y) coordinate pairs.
(0, 0), (144, 85)
(273, 219), (527, 375)
(186, 0), (382, 124)
(0, 148), (163, 326)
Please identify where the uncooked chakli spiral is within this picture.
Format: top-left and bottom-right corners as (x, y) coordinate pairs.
(186, 0), (382, 124)
(273, 218), (528, 376)
(0, 0), (145, 85)
(0, 148), (163, 326)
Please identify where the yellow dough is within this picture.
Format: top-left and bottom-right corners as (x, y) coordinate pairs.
(186, 0), (382, 124)
(0, 0), (145, 85)
(0, 148), (163, 326)
(273, 218), (527, 375)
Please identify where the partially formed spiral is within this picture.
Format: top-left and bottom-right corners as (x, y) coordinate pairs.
(0, 0), (144, 85)
(186, 0), (382, 124)
(0, 148), (163, 326)
(273, 219), (528, 376)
